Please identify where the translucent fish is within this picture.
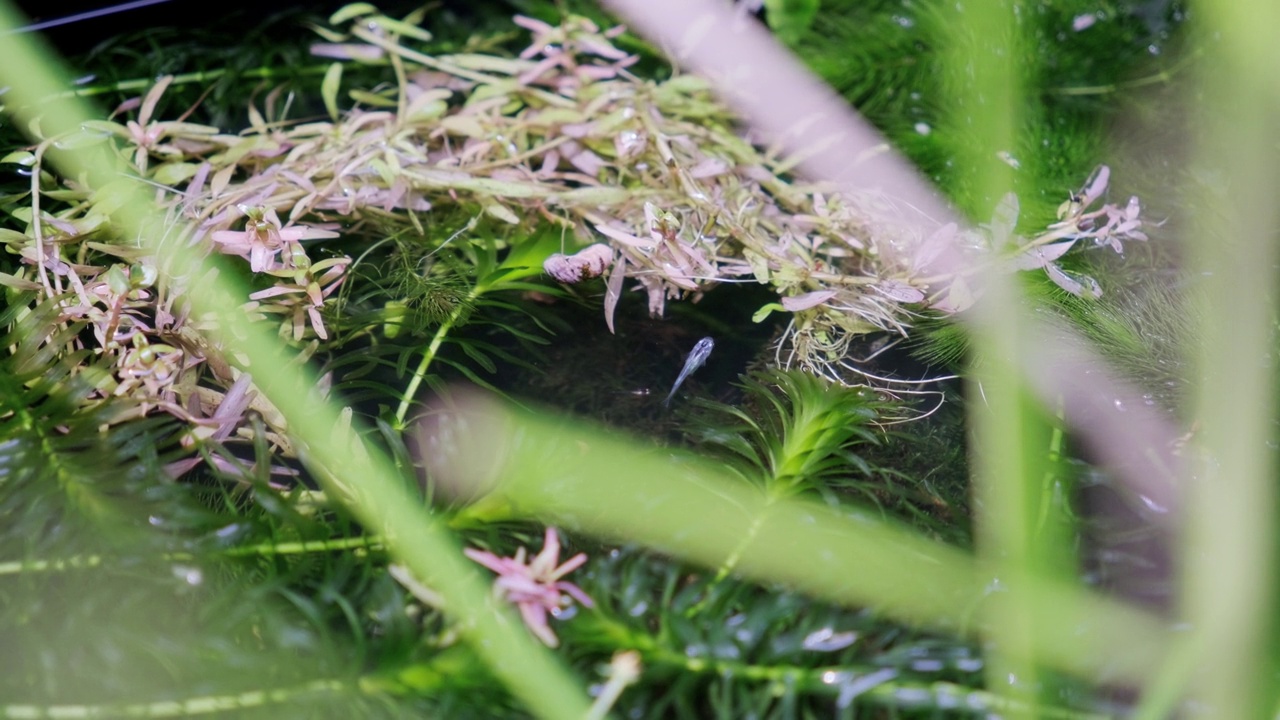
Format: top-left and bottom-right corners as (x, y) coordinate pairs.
(663, 336), (714, 408)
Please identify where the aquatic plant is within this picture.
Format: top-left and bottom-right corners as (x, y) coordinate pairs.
(463, 526), (594, 648)
(1, 4), (1152, 452)
(9, 0), (1265, 719)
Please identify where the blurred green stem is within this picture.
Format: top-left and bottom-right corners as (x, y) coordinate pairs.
(1175, 0), (1280, 714)
(2, 679), (349, 718)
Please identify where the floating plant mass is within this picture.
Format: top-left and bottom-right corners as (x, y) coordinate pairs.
(1, 4), (1148, 440)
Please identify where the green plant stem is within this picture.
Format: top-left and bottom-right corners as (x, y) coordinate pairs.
(0, 535), (386, 576)
(1047, 49), (1199, 97)
(1131, 633), (1205, 720)
(393, 285), (481, 429)
(1034, 396), (1066, 537)
(1, 679), (348, 719)
(616, 629), (1106, 719)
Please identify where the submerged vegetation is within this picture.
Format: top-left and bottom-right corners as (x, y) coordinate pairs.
(0, 0), (1231, 717)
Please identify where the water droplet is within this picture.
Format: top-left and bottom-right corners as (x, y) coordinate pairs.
(1113, 398), (1126, 412)
(913, 122), (931, 135)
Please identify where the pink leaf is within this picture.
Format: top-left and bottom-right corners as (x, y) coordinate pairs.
(1082, 165), (1110, 206)
(780, 289), (837, 311)
(249, 286), (302, 300)
(595, 223), (655, 249)
(1012, 239), (1076, 270)
(604, 254), (627, 334)
(1046, 263), (1102, 298)
(561, 123), (595, 139)
(568, 148), (607, 175)
(875, 280), (925, 303)
(688, 157), (729, 178)
(913, 222), (957, 272)
(933, 277), (974, 313)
